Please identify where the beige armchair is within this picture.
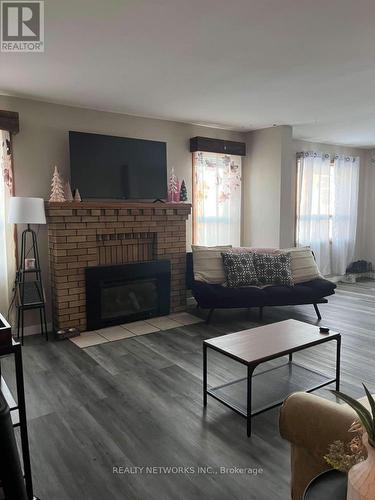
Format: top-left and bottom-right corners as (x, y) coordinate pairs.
(279, 392), (356, 500)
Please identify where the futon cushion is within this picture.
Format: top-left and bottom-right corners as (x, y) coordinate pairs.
(221, 252), (259, 288)
(253, 252), (294, 286)
(191, 245), (232, 284)
(301, 278), (336, 297)
(190, 276), (336, 308)
(191, 280), (268, 308)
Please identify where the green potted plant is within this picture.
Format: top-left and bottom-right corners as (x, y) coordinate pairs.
(331, 385), (375, 500)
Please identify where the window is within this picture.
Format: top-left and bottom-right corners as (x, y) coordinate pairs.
(296, 152), (359, 275)
(192, 151), (241, 246)
(296, 157), (335, 243)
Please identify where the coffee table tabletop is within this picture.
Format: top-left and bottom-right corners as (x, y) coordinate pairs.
(204, 319), (340, 365)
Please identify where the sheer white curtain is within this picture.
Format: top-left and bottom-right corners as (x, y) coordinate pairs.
(0, 130), (16, 317)
(297, 151), (360, 276)
(296, 152), (331, 275)
(331, 155), (359, 275)
(193, 152), (241, 246)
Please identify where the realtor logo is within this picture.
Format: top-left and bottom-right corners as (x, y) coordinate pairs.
(1, 1), (44, 52)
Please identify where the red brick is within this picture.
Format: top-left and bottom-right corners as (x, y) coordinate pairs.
(47, 202), (191, 329)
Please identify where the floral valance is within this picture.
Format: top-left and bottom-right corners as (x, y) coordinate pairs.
(297, 151), (359, 163)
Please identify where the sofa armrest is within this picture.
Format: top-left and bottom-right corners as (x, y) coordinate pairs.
(280, 392), (355, 459)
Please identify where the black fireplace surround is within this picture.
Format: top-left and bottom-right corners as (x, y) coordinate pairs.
(85, 260), (171, 330)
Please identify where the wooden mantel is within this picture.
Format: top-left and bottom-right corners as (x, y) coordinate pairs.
(46, 201), (191, 210)
(45, 201), (191, 332)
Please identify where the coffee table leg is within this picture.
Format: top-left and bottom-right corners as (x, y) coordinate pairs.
(203, 343), (207, 406)
(247, 365), (254, 437)
(336, 336), (341, 391)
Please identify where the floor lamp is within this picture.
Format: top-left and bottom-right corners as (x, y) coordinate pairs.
(8, 197), (48, 343)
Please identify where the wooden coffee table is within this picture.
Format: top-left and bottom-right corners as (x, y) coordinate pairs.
(203, 319), (341, 436)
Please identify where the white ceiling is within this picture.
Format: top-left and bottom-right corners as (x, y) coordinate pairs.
(1, 0), (375, 147)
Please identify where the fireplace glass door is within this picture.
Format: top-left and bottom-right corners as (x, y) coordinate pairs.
(85, 260), (171, 330)
(101, 279), (158, 320)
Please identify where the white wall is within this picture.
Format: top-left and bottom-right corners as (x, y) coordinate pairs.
(362, 150), (375, 264)
(242, 126), (282, 247)
(0, 94), (244, 324)
(242, 125), (295, 248)
(279, 126), (295, 248)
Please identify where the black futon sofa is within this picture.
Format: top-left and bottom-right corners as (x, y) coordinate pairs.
(186, 252), (336, 323)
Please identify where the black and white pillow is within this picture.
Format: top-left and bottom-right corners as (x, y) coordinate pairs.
(221, 252), (259, 288)
(252, 252), (294, 286)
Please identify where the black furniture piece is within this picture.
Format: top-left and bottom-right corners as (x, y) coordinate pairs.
(186, 252), (336, 322)
(303, 469), (347, 499)
(0, 313), (36, 499)
(203, 319), (341, 437)
(0, 391), (28, 499)
(16, 225), (48, 344)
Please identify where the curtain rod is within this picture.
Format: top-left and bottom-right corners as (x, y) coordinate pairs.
(296, 151), (359, 161)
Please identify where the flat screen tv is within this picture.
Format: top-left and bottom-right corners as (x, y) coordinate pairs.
(69, 131), (167, 200)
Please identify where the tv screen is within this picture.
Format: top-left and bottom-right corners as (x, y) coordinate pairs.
(69, 131), (167, 200)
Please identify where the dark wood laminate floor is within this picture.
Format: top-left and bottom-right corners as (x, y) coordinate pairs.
(2, 281), (375, 500)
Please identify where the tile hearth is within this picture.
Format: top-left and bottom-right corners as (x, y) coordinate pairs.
(69, 312), (203, 348)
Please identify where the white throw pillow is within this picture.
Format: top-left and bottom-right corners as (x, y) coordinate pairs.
(283, 247), (322, 283)
(192, 245), (232, 284)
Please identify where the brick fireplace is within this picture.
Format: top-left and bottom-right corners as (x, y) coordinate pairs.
(45, 202), (191, 332)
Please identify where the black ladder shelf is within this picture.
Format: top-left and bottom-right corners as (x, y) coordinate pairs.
(16, 271), (48, 344)
(16, 224), (48, 344)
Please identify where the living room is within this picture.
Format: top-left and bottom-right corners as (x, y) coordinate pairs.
(1, 1), (375, 499)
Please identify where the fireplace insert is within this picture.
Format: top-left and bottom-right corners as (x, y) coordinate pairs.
(85, 260), (170, 330)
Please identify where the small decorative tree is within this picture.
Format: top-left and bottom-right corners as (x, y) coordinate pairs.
(73, 188), (82, 202)
(168, 167), (179, 202)
(49, 166), (65, 202)
(179, 179), (187, 202)
(64, 181), (73, 202)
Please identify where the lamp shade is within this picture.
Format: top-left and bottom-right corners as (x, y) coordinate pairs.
(8, 197), (46, 225)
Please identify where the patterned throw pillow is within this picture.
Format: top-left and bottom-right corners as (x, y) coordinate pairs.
(252, 252), (294, 286)
(221, 252), (259, 288)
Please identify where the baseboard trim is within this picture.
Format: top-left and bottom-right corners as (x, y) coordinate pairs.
(12, 322), (53, 337)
